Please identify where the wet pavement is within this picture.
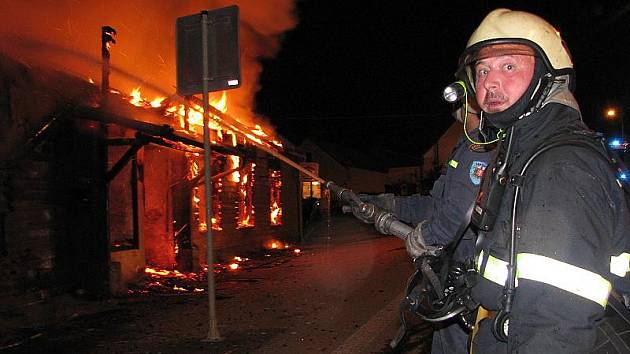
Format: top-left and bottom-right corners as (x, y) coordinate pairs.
(2, 215), (435, 354)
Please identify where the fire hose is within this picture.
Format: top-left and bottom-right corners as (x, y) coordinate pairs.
(324, 181), (439, 256)
(325, 181), (478, 348)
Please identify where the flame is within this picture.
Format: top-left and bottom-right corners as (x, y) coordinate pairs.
(150, 96), (166, 108)
(236, 163), (256, 228)
(228, 155), (241, 182)
(144, 267), (186, 278)
(251, 124), (268, 137)
(213, 91), (228, 113)
(120, 83), (284, 156)
(294, 249), (301, 254)
(228, 263), (239, 270)
(270, 202), (282, 225)
(130, 87), (143, 106)
(128, 87), (165, 108)
(264, 239), (286, 250)
(270, 170), (283, 225)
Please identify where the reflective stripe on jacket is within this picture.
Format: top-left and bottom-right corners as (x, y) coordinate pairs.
(477, 250), (613, 307)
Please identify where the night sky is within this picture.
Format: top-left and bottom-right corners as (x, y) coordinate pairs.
(255, 1), (630, 167)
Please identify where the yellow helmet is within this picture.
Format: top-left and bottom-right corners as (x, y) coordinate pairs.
(458, 9), (574, 91)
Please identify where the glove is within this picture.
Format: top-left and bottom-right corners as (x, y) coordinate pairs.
(405, 220), (428, 258)
(358, 193), (395, 212)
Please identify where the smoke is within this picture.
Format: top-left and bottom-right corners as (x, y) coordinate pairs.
(0, 0), (297, 125)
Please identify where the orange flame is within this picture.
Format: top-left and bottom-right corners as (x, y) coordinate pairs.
(270, 170), (283, 225)
(228, 155), (241, 182)
(236, 163), (256, 228)
(263, 239), (286, 250)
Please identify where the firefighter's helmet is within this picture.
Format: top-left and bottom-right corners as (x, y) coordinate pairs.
(458, 8), (574, 93)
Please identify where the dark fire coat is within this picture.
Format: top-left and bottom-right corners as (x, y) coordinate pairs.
(471, 100), (630, 353)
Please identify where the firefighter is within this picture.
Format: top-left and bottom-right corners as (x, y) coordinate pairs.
(449, 8), (630, 353)
(362, 105), (495, 354)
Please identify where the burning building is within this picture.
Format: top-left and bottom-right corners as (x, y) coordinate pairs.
(0, 52), (305, 299)
(0, 1), (303, 303)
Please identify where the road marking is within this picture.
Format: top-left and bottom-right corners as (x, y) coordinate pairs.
(330, 291), (404, 354)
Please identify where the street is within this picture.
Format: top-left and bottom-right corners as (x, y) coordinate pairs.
(4, 215), (434, 354)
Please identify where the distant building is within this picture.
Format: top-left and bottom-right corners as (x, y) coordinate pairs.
(299, 122), (463, 197)
(419, 123), (462, 192)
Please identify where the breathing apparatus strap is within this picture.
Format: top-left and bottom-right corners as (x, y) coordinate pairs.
(389, 297), (411, 349)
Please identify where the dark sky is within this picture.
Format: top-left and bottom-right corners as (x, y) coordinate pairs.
(255, 1), (630, 167)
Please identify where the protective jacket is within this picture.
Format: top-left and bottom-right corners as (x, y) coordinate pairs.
(471, 93), (630, 352)
(395, 132), (492, 262)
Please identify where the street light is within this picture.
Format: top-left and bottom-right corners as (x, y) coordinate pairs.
(605, 106), (624, 139)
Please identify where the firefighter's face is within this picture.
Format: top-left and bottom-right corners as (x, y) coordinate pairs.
(474, 54), (535, 113)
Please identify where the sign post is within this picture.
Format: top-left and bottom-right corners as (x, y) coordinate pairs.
(176, 5), (240, 343)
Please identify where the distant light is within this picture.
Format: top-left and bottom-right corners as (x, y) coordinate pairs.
(619, 172), (628, 181)
(610, 139), (622, 147)
(228, 79), (239, 86)
(228, 263), (239, 270)
(606, 108), (618, 118)
(293, 248), (301, 254)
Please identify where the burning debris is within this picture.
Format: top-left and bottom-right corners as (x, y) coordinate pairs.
(130, 247), (302, 296)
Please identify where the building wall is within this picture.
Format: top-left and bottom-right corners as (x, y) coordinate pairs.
(422, 123), (462, 176)
(299, 140), (350, 187)
(346, 167), (387, 194)
(143, 146), (176, 268)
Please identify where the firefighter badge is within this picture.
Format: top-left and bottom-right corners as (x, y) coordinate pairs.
(469, 161), (487, 185)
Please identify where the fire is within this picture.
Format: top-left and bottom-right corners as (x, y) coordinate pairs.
(130, 87), (142, 106)
(270, 202), (282, 225)
(144, 266), (186, 278)
(150, 96), (166, 108)
(120, 83), (286, 159)
(127, 87), (166, 108)
(228, 263), (239, 270)
(270, 170), (283, 225)
(251, 124), (268, 137)
(264, 239), (286, 250)
(236, 163), (256, 229)
(228, 155), (241, 182)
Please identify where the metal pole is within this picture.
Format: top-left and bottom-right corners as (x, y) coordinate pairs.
(201, 10), (222, 342)
(101, 26), (116, 106)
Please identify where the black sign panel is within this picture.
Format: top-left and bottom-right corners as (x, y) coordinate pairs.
(176, 6), (240, 96)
